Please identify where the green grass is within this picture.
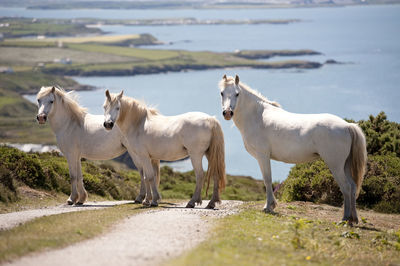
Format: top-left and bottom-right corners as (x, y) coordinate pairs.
(0, 40), (58, 48)
(0, 46), (141, 66)
(1, 33), (159, 47)
(169, 202), (400, 266)
(0, 71), (79, 94)
(0, 203), (149, 263)
(0, 17), (100, 38)
(67, 43), (180, 60)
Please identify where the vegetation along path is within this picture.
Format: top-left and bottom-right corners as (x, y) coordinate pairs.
(3, 200), (243, 266)
(0, 200), (134, 231)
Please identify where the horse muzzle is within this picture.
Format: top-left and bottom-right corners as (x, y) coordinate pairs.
(36, 114), (47, 124)
(222, 110), (234, 120)
(103, 121), (114, 130)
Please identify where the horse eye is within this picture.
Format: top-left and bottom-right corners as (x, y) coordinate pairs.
(220, 92), (224, 97)
(236, 93), (239, 97)
(50, 100), (54, 104)
(116, 107), (120, 111)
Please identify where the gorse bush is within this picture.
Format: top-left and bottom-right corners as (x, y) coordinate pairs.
(278, 159), (342, 206)
(277, 112), (400, 213)
(358, 112), (400, 157)
(278, 155), (400, 213)
(358, 155), (400, 213)
(0, 146), (265, 204)
(0, 146), (141, 203)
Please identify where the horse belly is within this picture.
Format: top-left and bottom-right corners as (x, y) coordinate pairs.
(80, 131), (125, 160)
(147, 138), (188, 161)
(270, 140), (319, 164)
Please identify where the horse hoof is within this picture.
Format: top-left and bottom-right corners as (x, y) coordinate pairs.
(75, 202), (84, 206)
(205, 204), (215, 210)
(134, 200), (142, 204)
(150, 202), (158, 207)
(143, 201), (151, 207)
(186, 203), (195, 208)
(350, 217), (359, 225)
(263, 208), (276, 214)
(67, 200), (74, 205)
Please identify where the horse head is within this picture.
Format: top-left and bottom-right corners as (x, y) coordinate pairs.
(103, 89), (123, 130)
(219, 74), (240, 120)
(36, 86), (56, 124)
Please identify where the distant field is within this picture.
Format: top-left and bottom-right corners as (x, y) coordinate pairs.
(68, 43), (180, 60)
(2, 34), (159, 47)
(47, 34), (141, 44)
(0, 47), (142, 66)
(0, 18), (100, 38)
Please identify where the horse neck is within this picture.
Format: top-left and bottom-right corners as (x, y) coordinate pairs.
(116, 98), (147, 134)
(233, 89), (264, 130)
(48, 101), (76, 133)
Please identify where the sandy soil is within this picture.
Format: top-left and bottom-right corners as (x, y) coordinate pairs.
(3, 200), (243, 266)
(0, 200), (134, 231)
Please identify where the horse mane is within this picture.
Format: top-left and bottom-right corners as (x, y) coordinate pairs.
(112, 94), (159, 128)
(219, 76), (281, 108)
(37, 86), (87, 126)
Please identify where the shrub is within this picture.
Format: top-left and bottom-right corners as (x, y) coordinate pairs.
(358, 112), (400, 157)
(277, 112), (400, 213)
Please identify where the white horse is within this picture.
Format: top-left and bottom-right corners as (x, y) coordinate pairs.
(219, 75), (367, 224)
(103, 90), (226, 209)
(36, 86), (158, 205)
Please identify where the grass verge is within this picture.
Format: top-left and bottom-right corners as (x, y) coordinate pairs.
(168, 202), (400, 266)
(0, 203), (151, 263)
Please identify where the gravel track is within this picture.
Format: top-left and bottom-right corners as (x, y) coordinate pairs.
(3, 200), (243, 266)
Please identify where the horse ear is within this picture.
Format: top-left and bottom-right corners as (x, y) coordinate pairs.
(235, 75), (240, 85)
(117, 90), (124, 100)
(105, 89), (111, 101)
(51, 86), (55, 94)
(223, 74), (227, 81)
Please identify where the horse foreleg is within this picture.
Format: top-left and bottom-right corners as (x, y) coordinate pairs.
(256, 155), (277, 213)
(134, 168), (146, 204)
(66, 156), (79, 205)
(143, 159), (161, 207)
(186, 154), (205, 208)
(76, 159), (88, 205)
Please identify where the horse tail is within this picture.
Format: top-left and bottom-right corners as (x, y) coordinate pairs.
(205, 117), (226, 199)
(347, 123), (367, 198)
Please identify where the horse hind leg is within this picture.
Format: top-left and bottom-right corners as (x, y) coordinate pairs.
(345, 158), (359, 224)
(325, 159), (353, 223)
(186, 154), (205, 208)
(205, 173), (220, 210)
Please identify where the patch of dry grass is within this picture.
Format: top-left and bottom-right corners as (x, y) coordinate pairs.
(169, 201), (400, 266)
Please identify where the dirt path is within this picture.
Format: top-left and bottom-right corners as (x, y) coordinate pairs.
(4, 200), (243, 266)
(0, 200), (135, 231)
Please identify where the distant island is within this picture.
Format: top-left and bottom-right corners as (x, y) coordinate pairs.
(3, 0), (396, 9)
(82, 18), (302, 26)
